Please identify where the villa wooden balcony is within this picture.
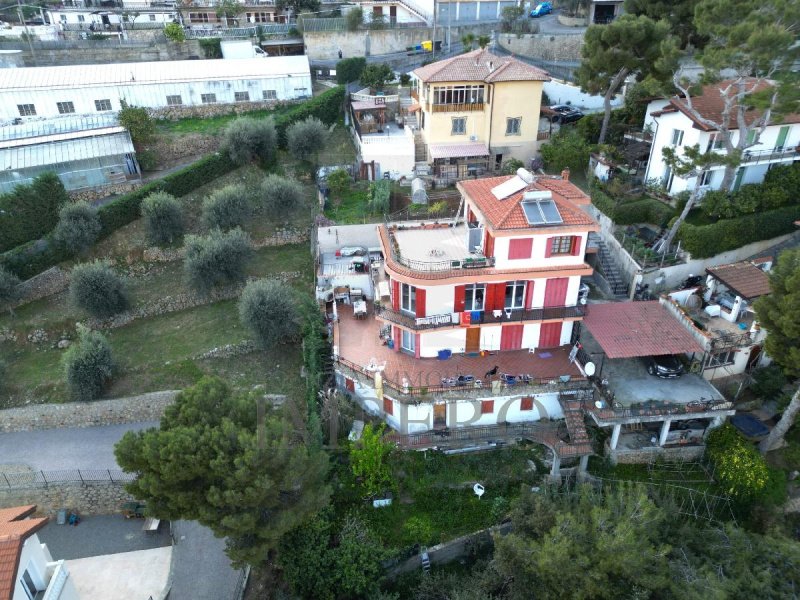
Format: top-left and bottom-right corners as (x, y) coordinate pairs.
(430, 102), (485, 113)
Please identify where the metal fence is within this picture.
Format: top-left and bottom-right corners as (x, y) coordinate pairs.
(0, 39), (159, 49)
(0, 469), (135, 489)
(184, 23), (293, 38)
(300, 17), (428, 32)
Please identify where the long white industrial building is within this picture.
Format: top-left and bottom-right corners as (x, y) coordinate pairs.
(0, 56), (313, 122)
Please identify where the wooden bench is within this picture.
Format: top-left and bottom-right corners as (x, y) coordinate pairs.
(142, 517), (161, 532)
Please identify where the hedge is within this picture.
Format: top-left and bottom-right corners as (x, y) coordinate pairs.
(273, 85), (345, 147)
(589, 187), (675, 227)
(0, 173), (69, 253)
(677, 204), (800, 259)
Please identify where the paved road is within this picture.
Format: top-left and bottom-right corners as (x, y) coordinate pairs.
(0, 422), (158, 471)
(534, 9), (588, 34)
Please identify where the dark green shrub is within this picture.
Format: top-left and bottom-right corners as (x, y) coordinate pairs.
(589, 185), (620, 218)
(238, 279), (301, 348)
(336, 57), (367, 83)
(540, 129), (591, 174)
(183, 228), (253, 292)
(0, 265), (21, 309)
(273, 86), (345, 147)
(53, 201), (101, 254)
(221, 116), (278, 166)
(706, 423), (770, 502)
(201, 184), (251, 231)
(260, 174), (305, 218)
(198, 37), (222, 58)
(614, 198), (675, 227)
(69, 260), (130, 318)
(118, 103), (155, 145)
(345, 6), (363, 31)
(749, 365), (787, 400)
(399, 73), (411, 86)
(141, 191), (184, 246)
(62, 325), (114, 401)
(0, 172), (69, 253)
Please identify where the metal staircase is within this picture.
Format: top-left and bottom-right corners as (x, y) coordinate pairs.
(589, 232), (629, 299)
(558, 390), (592, 456)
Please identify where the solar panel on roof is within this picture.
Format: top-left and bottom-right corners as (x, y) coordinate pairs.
(521, 199), (563, 225)
(491, 175), (527, 200)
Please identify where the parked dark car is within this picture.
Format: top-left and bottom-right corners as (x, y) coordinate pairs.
(550, 104), (584, 124)
(644, 355), (685, 378)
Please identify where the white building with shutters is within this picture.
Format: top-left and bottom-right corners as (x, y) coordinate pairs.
(642, 79), (800, 196)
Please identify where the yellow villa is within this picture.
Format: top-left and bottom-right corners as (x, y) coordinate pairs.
(410, 49), (549, 182)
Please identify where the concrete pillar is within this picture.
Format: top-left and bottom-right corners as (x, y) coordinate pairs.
(658, 419), (672, 447)
(579, 454), (589, 472)
(609, 423), (621, 450)
(704, 275), (716, 302)
(550, 454), (561, 479)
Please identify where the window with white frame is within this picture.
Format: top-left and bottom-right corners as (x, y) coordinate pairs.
(78, 14), (85, 22)
(504, 280), (526, 309)
(57, 101), (75, 114)
(166, 95), (182, 106)
(432, 85), (484, 105)
(506, 117), (521, 136)
(451, 117), (466, 135)
(705, 350), (736, 368)
(706, 132), (725, 152)
(401, 329), (415, 352)
(17, 104), (36, 116)
(234, 91), (250, 102)
(201, 93), (217, 104)
(465, 284), (485, 311)
(698, 170), (713, 187)
(149, 14), (156, 21)
(263, 89), (277, 100)
(247, 12), (272, 22)
(400, 283), (416, 314)
(670, 128), (684, 146)
(59, 14), (66, 22)
(20, 568), (42, 600)
(94, 99), (112, 111)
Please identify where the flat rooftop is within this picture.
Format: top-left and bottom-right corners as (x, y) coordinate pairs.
(393, 223), (477, 264)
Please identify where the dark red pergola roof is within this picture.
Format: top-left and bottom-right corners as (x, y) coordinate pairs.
(583, 301), (703, 359)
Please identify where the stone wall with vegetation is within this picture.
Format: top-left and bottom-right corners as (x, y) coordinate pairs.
(12, 266), (70, 307)
(16, 40), (203, 67)
(68, 181), (142, 203)
(497, 32), (584, 61)
(0, 482), (136, 516)
(0, 390), (178, 433)
(148, 99), (284, 121)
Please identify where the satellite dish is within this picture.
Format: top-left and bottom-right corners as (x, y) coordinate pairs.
(473, 483), (485, 499)
(584, 362), (596, 376)
(580, 297), (587, 305)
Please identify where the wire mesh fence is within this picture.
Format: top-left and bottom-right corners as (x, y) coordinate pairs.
(0, 469), (136, 489)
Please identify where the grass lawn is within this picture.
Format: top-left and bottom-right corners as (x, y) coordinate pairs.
(155, 104), (298, 136)
(332, 444), (543, 550)
(324, 182), (377, 224)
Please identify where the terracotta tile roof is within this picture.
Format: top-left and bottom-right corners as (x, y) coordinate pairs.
(458, 175), (597, 231)
(0, 505), (48, 600)
(667, 78), (800, 131)
(706, 261), (771, 300)
(412, 49), (549, 83)
(583, 301), (704, 359)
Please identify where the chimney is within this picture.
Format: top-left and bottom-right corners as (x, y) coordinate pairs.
(561, 167), (570, 181)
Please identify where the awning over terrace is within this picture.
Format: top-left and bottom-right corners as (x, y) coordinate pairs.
(428, 141), (490, 160)
(706, 262), (771, 300)
(583, 301), (703, 359)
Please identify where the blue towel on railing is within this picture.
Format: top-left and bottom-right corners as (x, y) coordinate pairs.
(471, 311), (481, 323)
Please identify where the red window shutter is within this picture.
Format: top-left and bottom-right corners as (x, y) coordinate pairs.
(393, 326), (401, 351)
(543, 278), (569, 307)
(415, 287), (426, 318)
(570, 236), (582, 256)
(508, 238), (533, 260)
(481, 400), (494, 415)
(345, 377), (355, 392)
(500, 324), (524, 350)
(383, 397), (393, 415)
(468, 207), (476, 222)
(392, 280), (400, 311)
(520, 397), (534, 411)
(525, 281), (535, 310)
(414, 333), (421, 358)
(491, 283), (506, 311)
(538, 322), (563, 348)
(544, 237), (553, 258)
(454, 285), (466, 312)
(484, 230), (495, 258)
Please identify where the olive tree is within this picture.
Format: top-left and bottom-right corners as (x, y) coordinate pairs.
(141, 191), (184, 246)
(53, 201), (101, 254)
(260, 174), (305, 219)
(286, 116), (329, 166)
(222, 116), (278, 166)
(183, 228), (253, 292)
(238, 279), (301, 348)
(201, 184), (251, 231)
(63, 324), (114, 401)
(69, 260), (131, 318)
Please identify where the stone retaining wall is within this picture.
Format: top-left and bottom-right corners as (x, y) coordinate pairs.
(147, 99), (287, 121)
(17, 40), (203, 67)
(13, 267), (70, 308)
(496, 31), (584, 62)
(141, 229), (309, 263)
(609, 444), (706, 465)
(0, 482), (135, 516)
(69, 181), (142, 203)
(0, 390), (178, 433)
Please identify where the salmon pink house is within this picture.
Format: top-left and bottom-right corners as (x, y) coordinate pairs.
(329, 169), (599, 472)
(376, 169), (598, 358)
